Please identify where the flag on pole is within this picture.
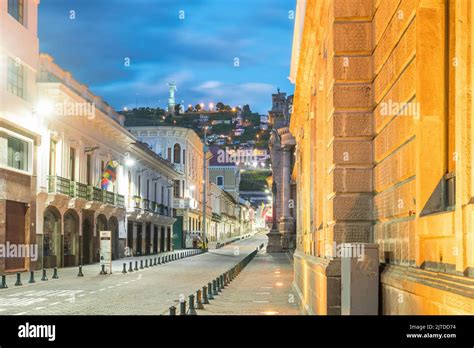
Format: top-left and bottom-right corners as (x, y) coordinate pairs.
(101, 160), (119, 190)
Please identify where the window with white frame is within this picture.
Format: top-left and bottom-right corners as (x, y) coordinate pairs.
(8, 0), (24, 25)
(216, 176), (224, 187)
(7, 57), (25, 99)
(0, 130), (32, 173)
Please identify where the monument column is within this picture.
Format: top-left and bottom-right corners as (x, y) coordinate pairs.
(266, 181), (283, 253)
(279, 146), (295, 250)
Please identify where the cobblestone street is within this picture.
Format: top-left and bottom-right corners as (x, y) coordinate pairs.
(0, 234), (271, 315)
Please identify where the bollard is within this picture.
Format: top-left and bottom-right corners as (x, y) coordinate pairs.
(149, 258), (153, 267)
(100, 264), (107, 275)
(212, 279), (218, 296)
(122, 263), (127, 274)
(41, 269), (48, 281)
(220, 275), (225, 289)
(154, 258), (157, 266)
(140, 260), (144, 269)
(180, 300), (187, 315)
(202, 286), (209, 304)
(15, 272), (22, 286)
(0, 275), (7, 289)
(217, 277), (222, 292)
(196, 289), (204, 309)
(207, 282), (214, 300)
(145, 259), (148, 268)
(77, 265), (84, 277)
(224, 272), (228, 286)
(134, 261), (139, 271)
(128, 262), (133, 272)
(169, 306), (176, 316)
(187, 295), (197, 315)
(28, 271), (35, 284)
(158, 257), (161, 265)
(52, 267), (59, 279)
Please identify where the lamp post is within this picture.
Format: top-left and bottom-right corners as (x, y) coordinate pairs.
(202, 127), (208, 251)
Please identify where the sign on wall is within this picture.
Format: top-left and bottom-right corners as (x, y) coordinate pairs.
(100, 231), (112, 273)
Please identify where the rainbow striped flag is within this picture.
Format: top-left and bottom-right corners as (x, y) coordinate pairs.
(101, 160), (118, 190)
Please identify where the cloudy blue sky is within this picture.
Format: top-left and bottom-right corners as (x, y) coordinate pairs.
(39, 0), (296, 114)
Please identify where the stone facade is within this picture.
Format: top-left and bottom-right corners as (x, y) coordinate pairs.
(290, 0), (474, 315)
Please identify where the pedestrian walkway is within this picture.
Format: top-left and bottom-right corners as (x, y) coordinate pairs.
(197, 248), (301, 315)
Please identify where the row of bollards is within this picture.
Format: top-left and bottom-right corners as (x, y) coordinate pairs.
(170, 248), (260, 315)
(0, 249), (206, 289)
(117, 248), (205, 276)
(0, 267), (60, 288)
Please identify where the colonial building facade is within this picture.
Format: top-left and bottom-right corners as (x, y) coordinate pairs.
(36, 54), (180, 268)
(128, 126), (212, 249)
(290, 0), (474, 315)
(0, 0), (40, 273)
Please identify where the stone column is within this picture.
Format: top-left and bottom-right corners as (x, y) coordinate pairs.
(279, 146), (295, 250)
(266, 182), (283, 253)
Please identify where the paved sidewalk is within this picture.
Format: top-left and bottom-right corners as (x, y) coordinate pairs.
(197, 248), (301, 315)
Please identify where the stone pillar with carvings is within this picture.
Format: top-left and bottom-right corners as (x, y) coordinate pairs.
(279, 146), (295, 250)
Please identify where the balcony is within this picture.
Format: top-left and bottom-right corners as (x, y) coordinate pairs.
(133, 195), (141, 209)
(47, 176), (125, 208)
(88, 186), (103, 202)
(143, 198), (151, 211)
(47, 175), (72, 196)
(71, 182), (88, 199)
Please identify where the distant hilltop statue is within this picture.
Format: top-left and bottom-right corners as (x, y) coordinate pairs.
(168, 82), (177, 115)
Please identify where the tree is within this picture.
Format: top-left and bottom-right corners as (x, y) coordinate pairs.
(224, 105), (232, 111)
(174, 104), (181, 114)
(186, 105), (194, 113)
(195, 104), (202, 111)
(216, 102), (225, 111)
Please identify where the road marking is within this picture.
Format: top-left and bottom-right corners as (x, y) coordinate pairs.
(99, 288), (106, 291)
(108, 286), (115, 289)
(49, 302), (61, 306)
(261, 287), (273, 289)
(14, 312), (29, 315)
(252, 300), (269, 303)
(89, 291), (97, 294)
(34, 307), (46, 310)
(256, 292), (270, 295)
(123, 282), (129, 284)
(78, 294), (86, 297)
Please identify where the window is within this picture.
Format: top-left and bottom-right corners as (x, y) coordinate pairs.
(69, 148), (76, 181)
(7, 135), (29, 171)
(167, 148), (171, 161)
(137, 175), (141, 196)
(161, 185), (164, 204)
(8, 0), (24, 25)
(154, 182), (157, 202)
(173, 143), (181, 163)
(86, 154), (92, 185)
(146, 179), (150, 199)
(216, 176), (224, 187)
(49, 140), (57, 176)
(173, 180), (181, 198)
(7, 57), (24, 99)
(183, 149), (186, 165)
